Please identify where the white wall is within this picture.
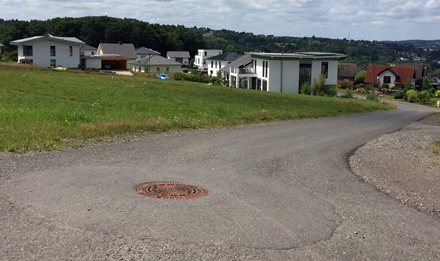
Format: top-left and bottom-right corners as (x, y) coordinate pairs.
(17, 40), (81, 68)
(131, 64), (181, 74)
(84, 58), (101, 69)
(195, 49), (222, 68)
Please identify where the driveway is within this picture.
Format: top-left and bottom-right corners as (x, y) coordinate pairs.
(1, 102), (439, 260)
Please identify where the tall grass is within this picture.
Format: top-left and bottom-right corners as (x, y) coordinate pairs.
(0, 64), (394, 152)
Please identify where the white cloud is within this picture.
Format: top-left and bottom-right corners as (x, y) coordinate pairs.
(0, 0), (439, 41)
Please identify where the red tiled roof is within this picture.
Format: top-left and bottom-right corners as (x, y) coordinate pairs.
(365, 65), (415, 85)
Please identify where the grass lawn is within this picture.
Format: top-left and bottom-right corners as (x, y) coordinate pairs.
(0, 64), (394, 152)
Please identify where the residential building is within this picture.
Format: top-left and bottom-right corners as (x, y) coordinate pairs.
(96, 43), (138, 70)
(338, 63), (368, 84)
(129, 55), (182, 74)
(136, 47), (160, 59)
(364, 65), (416, 89)
(194, 49), (222, 70)
(9, 34), (85, 68)
(222, 52), (345, 93)
(80, 45), (97, 56)
(0, 43), (4, 53)
(166, 51), (190, 64)
(207, 52), (243, 77)
(388, 63), (426, 80)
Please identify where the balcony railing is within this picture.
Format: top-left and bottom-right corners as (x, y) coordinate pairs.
(232, 67), (255, 74)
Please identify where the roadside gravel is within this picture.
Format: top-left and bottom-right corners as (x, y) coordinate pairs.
(350, 113), (440, 218)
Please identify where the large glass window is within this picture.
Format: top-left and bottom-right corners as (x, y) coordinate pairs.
(384, 76), (391, 84)
(69, 46), (73, 56)
(50, 59), (56, 67)
(321, 62), (328, 78)
(299, 63), (312, 93)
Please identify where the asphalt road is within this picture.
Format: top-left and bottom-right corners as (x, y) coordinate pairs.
(1, 102), (439, 260)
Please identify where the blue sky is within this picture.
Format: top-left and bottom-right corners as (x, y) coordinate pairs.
(1, 0), (439, 41)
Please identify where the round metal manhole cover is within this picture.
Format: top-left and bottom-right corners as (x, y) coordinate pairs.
(134, 181), (209, 200)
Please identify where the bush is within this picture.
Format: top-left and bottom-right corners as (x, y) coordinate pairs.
(312, 78), (319, 95)
(435, 90), (440, 97)
(301, 82), (311, 95)
(340, 81), (352, 89)
(327, 85), (337, 97)
(357, 83), (366, 89)
(381, 83), (389, 89)
(345, 89), (353, 98)
(366, 94), (379, 102)
(394, 92), (405, 99)
(417, 92), (431, 105)
(407, 91), (418, 102)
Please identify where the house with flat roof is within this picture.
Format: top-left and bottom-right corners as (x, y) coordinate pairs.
(9, 34), (85, 68)
(222, 52), (346, 93)
(194, 49), (223, 70)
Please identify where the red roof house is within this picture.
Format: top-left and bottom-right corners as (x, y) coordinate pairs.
(364, 65), (415, 89)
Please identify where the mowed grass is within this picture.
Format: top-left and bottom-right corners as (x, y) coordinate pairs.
(0, 64), (394, 152)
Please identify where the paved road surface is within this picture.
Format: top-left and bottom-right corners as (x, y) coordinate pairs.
(1, 102), (439, 260)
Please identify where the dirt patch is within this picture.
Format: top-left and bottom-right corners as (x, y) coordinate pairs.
(350, 113), (440, 218)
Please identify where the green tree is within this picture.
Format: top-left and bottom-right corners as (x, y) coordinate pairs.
(224, 44), (236, 53)
(422, 78), (431, 90)
(354, 70), (367, 85)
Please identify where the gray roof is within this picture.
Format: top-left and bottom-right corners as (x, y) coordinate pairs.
(221, 54), (252, 72)
(207, 52), (243, 62)
(10, 34), (85, 46)
(80, 44), (97, 51)
(98, 43), (137, 59)
(130, 55), (182, 66)
(248, 52), (346, 59)
(166, 51), (190, 58)
(136, 47), (160, 55)
(0, 43), (4, 47)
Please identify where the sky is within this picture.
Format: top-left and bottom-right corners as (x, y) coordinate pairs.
(1, 0), (439, 41)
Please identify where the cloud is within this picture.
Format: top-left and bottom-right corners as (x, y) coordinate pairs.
(0, 0), (439, 41)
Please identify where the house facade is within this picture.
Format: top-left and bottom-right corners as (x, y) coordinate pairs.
(222, 52), (345, 94)
(0, 43), (4, 53)
(166, 51), (190, 64)
(207, 52), (243, 77)
(129, 55), (182, 74)
(194, 49), (222, 70)
(96, 43), (138, 70)
(10, 34), (85, 68)
(364, 65), (415, 89)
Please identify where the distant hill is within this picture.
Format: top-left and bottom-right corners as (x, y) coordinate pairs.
(385, 40), (440, 51)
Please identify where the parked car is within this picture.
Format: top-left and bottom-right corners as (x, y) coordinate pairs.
(156, 74), (169, 80)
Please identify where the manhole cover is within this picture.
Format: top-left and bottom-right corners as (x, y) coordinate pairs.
(134, 181), (209, 200)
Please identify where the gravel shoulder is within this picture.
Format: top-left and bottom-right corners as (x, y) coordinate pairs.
(350, 112), (440, 218)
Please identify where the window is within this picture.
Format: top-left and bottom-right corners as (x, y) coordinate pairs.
(321, 62), (328, 78)
(219, 62), (221, 68)
(299, 63), (312, 93)
(50, 59), (56, 67)
(262, 61), (268, 77)
(205, 52), (207, 56)
(157, 67), (160, 72)
(91, 51), (95, 55)
(138, 67), (141, 72)
(215, 61), (217, 68)
(69, 46), (73, 56)
(166, 67), (169, 72)
(50, 46), (56, 56)
(211, 61), (213, 67)
(23, 45), (33, 56)
(384, 76), (391, 84)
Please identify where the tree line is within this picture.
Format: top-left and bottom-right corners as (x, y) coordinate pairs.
(1, 16), (439, 69)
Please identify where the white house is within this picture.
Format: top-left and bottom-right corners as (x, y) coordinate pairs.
(194, 49), (222, 70)
(207, 52), (243, 77)
(129, 55), (182, 74)
(80, 45), (97, 56)
(166, 51), (190, 64)
(9, 34), (85, 68)
(222, 52), (345, 93)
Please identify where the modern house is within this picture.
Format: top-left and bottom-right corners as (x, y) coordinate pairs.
(129, 55), (182, 74)
(194, 49), (222, 70)
(9, 34), (85, 68)
(222, 52), (345, 94)
(166, 51), (190, 64)
(96, 43), (138, 70)
(136, 47), (160, 59)
(364, 65), (416, 89)
(207, 52), (243, 77)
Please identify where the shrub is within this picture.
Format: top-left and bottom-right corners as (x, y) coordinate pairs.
(417, 92), (431, 105)
(381, 83), (389, 89)
(366, 94), (379, 102)
(394, 92), (405, 99)
(357, 83), (366, 89)
(345, 89), (353, 98)
(301, 82), (311, 95)
(407, 91), (418, 102)
(340, 81), (352, 89)
(327, 85), (337, 97)
(435, 90), (440, 97)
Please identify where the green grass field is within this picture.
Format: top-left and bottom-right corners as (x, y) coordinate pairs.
(0, 64), (394, 152)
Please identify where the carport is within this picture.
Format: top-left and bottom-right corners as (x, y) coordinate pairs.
(100, 55), (127, 70)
